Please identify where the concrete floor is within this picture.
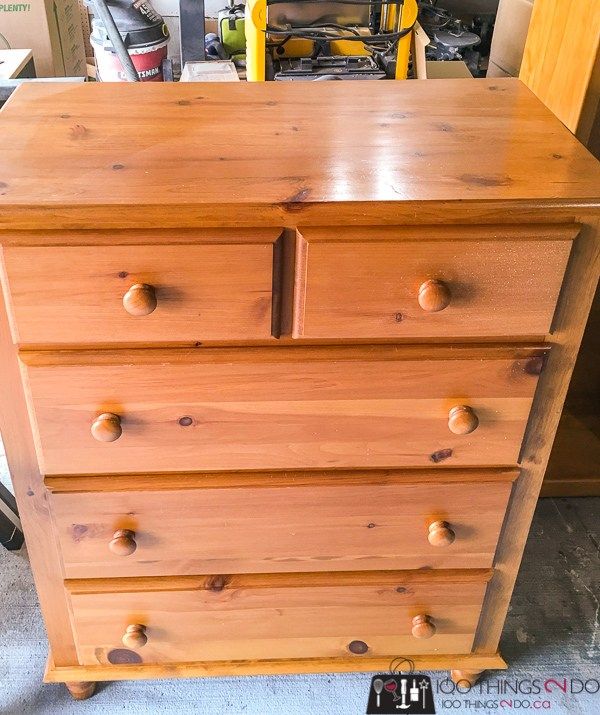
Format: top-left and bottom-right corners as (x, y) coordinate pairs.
(0, 445), (598, 715)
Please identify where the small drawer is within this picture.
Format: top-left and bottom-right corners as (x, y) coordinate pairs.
(293, 225), (576, 340)
(1, 230), (281, 345)
(49, 470), (516, 578)
(67, 570), (491, 665)
(23, 345), (545, 474)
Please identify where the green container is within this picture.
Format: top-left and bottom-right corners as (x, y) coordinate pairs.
(218, 4), (246, 58)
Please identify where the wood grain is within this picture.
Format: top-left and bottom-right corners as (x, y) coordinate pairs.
(65, 569), (493, 593)
(3, 241), (280, 345)
(51, 476), (513, 578)
(474, 216), (600, 652)
(0, 255), (78, 664)
(0, 202), (597, 233)
(0, 81), (599, 230)
(66, 570), (490, 664)
(520, 0), (600, 140)
(44, 467), (520, 494)
(21, 347), (544, 474)
(293, 226), (574, 339)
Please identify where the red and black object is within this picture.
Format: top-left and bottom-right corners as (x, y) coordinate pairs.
(88, 0), (170, 81)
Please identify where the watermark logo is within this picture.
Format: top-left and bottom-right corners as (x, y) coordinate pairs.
(366, 659), (435, 714)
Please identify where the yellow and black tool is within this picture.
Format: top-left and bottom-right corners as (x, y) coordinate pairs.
(245, 0), (418, 81)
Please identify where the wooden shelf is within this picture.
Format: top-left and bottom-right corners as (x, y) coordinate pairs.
(543, 283), (600, 497)
(542, 405), (600, 497)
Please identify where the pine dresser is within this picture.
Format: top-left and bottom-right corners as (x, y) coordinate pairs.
(0, 80), (598, 701)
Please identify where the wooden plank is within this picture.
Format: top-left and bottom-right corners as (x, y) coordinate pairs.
(543, 278), (599, 495)
(542, 408), (600, 496)
(473, 215), (600, 652)
(0, 201), (598, 233)
(20, 343), (549, 366)
(44, 467), (520, 493)
(520, 0), (600, 140)
(65, 569), (493, 594)
(51, 478), (513, 578)
(44, 652), (508, 682)
(0, 251), (78, 664)
(0, 81), (599, 228)
(21, 348), (545, 474)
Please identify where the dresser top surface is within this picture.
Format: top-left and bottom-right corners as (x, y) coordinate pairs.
(0, 78), (598, 216)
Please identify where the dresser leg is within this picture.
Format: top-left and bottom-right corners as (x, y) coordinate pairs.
(450, 669), (485, 688)
(65, 681), (97, 700)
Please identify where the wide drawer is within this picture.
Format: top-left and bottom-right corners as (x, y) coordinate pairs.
(23, 346), (544, 474)
(293, 225), (576, 339)
(67, 570), (491, 664)
(1, 230), (281, 345)
(49, 469), (515, 578)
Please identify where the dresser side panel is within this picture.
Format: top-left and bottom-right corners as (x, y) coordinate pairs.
(0, 249), (78, 664)
(474, 215), (600, 652)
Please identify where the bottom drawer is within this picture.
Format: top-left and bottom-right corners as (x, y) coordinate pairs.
(67, 570), (491, 665)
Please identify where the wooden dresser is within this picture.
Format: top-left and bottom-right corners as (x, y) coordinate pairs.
(0, 80), (598, 701)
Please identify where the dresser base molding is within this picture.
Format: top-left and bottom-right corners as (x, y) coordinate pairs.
(45, 653), (507, 683)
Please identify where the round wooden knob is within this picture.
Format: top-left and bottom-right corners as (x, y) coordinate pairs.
(122, 624), (147, 649)
(122, 283), (157, 317)
(448, 405), (479, 435)
(418, 279), (451, 312)
(109, 529), (137, 556)
(90, 413), (122, 442)
(428, 520), (456, 547)
(412, 614), (436, 639)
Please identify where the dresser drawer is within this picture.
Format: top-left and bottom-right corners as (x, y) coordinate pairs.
(1, 233), (280, 345)
(24, 346), (544, 474)
(293, 225), (575, 340)
(67, 570), (490, 664)
(50, 470), (515, 578)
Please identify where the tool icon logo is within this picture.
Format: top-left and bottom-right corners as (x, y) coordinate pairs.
(366, 674), (435, 713)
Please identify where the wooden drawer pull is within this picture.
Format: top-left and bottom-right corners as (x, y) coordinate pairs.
(448, 405), (479, 435)
(109, 529), (137, 556)
(411, 614), (436, 639)
(122, 624), (147, 649)
(427, 520), (456, 547)
(418, 279), (451, 312)
(122, 283), (157, 317)
(91, 413), (122, 442)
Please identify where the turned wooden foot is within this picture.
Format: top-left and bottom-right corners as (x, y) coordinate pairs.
(65, 681), (96, 700)
(450, 669), (485, 688)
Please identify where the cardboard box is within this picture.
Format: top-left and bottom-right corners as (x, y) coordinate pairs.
(0, 48), (34, 78)
(0, 0), (86, 77)
(77, 0), (93, 58)
(425, 60), (473, 79)
(488, 0), (533, 77)
(487, 60), (513, 78)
